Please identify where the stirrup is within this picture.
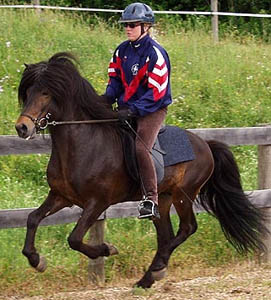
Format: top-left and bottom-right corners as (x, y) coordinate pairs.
(138, 198), (160, 220)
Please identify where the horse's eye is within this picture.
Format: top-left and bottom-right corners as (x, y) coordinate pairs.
(42, 91), (49, 96)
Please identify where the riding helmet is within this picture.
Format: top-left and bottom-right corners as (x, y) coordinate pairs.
(119, 2), (155, 24)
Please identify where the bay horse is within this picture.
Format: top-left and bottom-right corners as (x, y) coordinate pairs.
(15, 52), (268, 288)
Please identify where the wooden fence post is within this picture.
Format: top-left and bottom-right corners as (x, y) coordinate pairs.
(258, 144), (271, 263)
(88, 219), (106, 283)
(211, 0), (219, 43)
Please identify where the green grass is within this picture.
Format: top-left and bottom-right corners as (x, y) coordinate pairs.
(0, 7), (268, 296)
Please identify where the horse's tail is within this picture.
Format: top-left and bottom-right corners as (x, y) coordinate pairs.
(198, 140), (268, 254)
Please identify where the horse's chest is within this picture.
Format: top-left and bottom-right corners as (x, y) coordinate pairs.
(47, 162), (82, 203)
(48, 174), (77, 201)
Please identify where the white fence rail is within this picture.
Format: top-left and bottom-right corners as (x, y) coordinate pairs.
(1, 4), (271, 18)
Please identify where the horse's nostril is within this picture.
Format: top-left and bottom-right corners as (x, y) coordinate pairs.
(15, 123), (28, 137)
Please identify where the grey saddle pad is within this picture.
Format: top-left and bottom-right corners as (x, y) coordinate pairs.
(152, 126), (195, 183)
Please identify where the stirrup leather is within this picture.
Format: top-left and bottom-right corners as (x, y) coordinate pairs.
(138, 198), (160, 219)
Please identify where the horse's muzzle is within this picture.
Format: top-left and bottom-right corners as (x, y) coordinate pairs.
(15, 117), (36, 139)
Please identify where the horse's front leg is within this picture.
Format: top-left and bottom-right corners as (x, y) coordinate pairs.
(22, 190), (70, 272)
(67, 200), (118, 259)
(135, 194), (174, 289)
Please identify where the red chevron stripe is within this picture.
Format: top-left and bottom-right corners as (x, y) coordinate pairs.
(123, 62), (149, 102)
(149, 71), (168, 86)
(148, 82), (167, 101)
(155, 61), (167, 70)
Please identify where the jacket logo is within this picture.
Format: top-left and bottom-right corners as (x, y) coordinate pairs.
(131, 64), (139, 75)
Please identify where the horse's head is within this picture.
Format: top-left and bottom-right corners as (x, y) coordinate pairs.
(15, 64), (52, 138)
(15, 77), (52, 139)
(16, 52), (117, 139)
(15, 52), (81, 139)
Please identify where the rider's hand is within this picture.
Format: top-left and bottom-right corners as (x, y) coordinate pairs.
(117, 108), (134, 122)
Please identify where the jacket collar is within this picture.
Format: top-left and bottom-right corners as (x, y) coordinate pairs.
(130, 34), (149, 48)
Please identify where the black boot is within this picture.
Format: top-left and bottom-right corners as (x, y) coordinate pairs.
(138, 198), (160, 220)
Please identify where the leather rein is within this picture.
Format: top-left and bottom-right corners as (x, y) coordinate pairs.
(21, 112), (119, 133)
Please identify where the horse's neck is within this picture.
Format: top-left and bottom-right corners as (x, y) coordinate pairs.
(50, 124), (120, 159)
(49, 101), (119, 162)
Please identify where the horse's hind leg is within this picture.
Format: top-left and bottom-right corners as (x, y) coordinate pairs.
(135, 194), (174, 289)
(168, 187), (198, 253)
(135, 190), (198, 289)
(22, 190), (70, 272)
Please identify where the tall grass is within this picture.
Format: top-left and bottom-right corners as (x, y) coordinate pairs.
(0, 8), (270, 296)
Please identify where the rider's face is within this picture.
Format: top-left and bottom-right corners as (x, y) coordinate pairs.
(124, 22), (142, 41)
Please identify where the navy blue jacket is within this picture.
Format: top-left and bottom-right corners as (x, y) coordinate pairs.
(105, 35), (172, 117)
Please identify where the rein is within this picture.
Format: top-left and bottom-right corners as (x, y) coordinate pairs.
(21, 112), (119, 133)
(47, 119), (119, 126)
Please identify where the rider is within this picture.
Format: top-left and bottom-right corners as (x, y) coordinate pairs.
(105, 2), (172, 219)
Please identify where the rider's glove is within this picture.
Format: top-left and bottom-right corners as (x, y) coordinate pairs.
(117, 108), (134, 122)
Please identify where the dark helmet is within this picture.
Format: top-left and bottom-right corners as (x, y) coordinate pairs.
(119, 2), (155, 24)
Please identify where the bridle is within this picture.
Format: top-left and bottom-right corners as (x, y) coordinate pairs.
(21, 112), (52, 134)
(21, 112), (119, 134)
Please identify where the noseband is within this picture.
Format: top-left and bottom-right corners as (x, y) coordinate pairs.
(21, 112), (52, 134)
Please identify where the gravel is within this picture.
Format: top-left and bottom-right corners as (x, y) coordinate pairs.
(7, 265), (271, 300)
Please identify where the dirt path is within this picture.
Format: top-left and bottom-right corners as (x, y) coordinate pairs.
(8, 265), (271, 300)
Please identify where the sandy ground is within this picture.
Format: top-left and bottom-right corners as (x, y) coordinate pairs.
(6, 265), (271, 300)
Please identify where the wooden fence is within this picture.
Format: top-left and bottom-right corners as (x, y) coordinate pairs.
(1, 127), (271, 282)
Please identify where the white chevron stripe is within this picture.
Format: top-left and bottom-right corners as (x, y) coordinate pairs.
(149, 76), (168, 93)
(108, 49), (119, 74)
(151, 45), (168, 77)
(153, 46), (165, 66)
(152, 64), (168, 77)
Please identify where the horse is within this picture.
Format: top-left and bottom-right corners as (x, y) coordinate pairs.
(15, 52), (268, 289)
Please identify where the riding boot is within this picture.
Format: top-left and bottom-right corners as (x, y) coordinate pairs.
(138, 192), (160, 220)
(137, 162), (160, 219)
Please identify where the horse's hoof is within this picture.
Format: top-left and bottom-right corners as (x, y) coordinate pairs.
(105, 242), (119, 256)
(134, 279), (153, 289)
(151, 267), (167, 281)
(35, 256), (47, 272)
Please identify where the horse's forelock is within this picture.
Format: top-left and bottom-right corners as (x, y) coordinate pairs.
(19, 53), (78, 102)
(18, 62), (45, 105)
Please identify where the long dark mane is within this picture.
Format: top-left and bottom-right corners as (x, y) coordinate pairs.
(18, 52), (116, 120)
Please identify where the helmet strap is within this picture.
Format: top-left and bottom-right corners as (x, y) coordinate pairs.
(141, 23), (145, 36)
(133, 24), (149, 43)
